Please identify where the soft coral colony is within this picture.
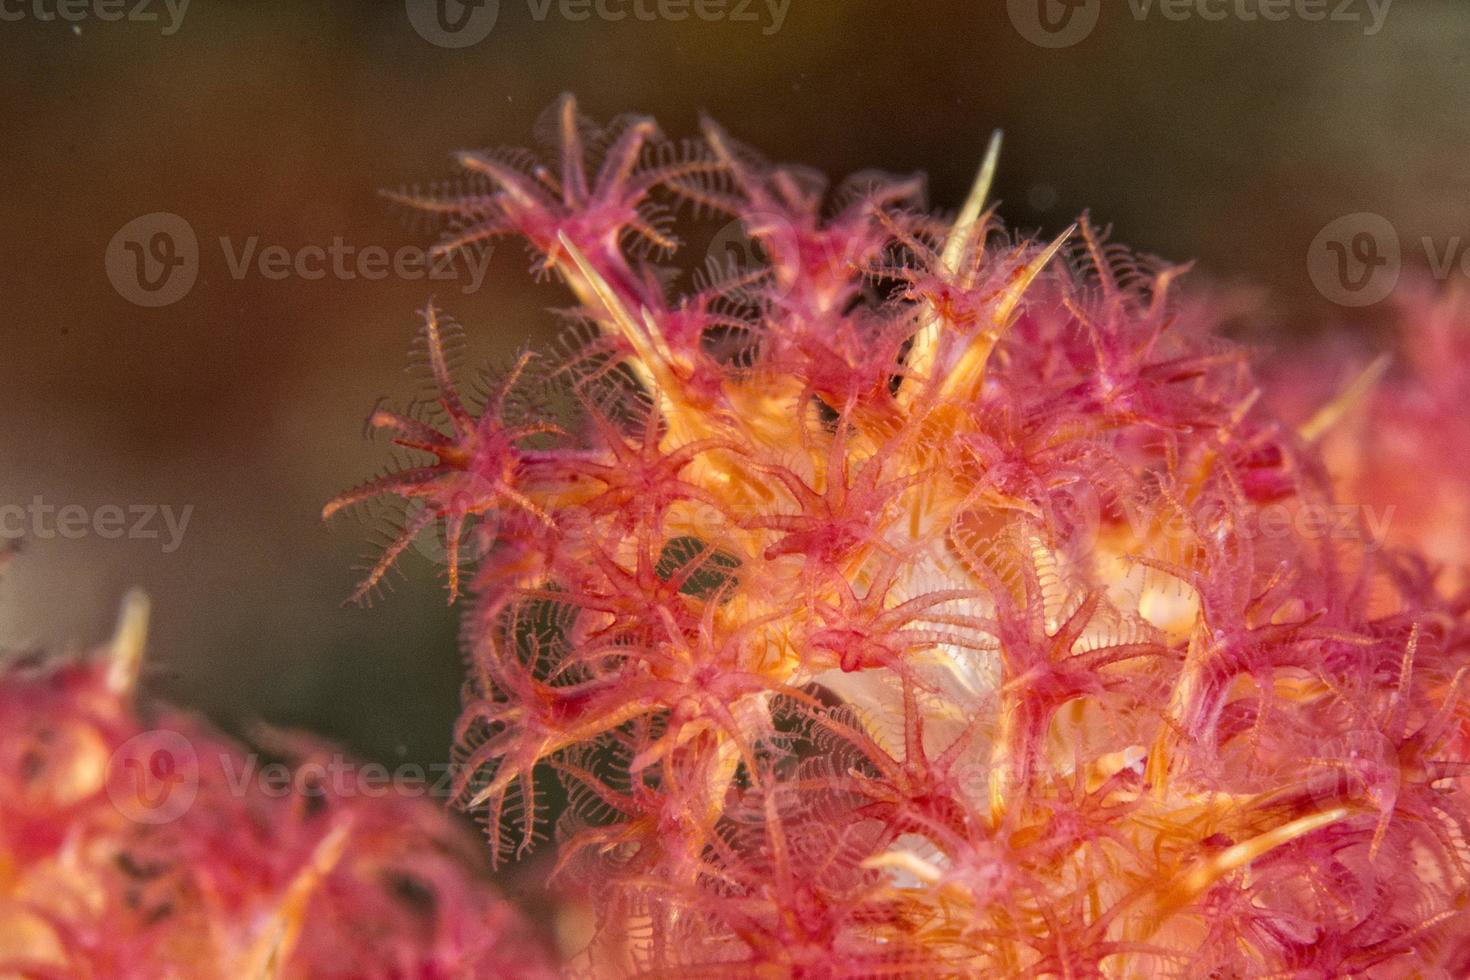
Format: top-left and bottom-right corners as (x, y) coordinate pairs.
(328, 96), (1470, 977)
(0, 586), (556, 979)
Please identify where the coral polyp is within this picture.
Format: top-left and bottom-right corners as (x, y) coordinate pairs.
(333, 96), (1470, 976)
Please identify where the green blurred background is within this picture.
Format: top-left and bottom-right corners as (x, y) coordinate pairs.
(2, 0), (1467, 885)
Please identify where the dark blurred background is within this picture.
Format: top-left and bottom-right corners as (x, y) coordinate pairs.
(2, 0), (1467, 864)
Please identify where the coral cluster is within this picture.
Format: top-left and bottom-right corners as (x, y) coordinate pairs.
(330, 96), (1470, 976)
(0, 590), (555, 979)
(1272, 284), (1470, 595)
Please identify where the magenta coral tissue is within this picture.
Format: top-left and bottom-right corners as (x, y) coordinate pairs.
(317, 96), (1470, 976)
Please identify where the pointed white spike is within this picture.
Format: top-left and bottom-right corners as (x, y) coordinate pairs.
(904, 132), (1005, 403)
(242, 820), (354, 978)
(941, 223), (1076, 402)
(1298, 353), (1391, 443)
(555, 231), (663, 385)
(991, 223), (1076, 327)
(556, 231), (712, 447)
(105, 588), (150, 698)
(1158, 807), (1350, 917)
(640, 305), (678, 370)
(941, 129), (1004, 276)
